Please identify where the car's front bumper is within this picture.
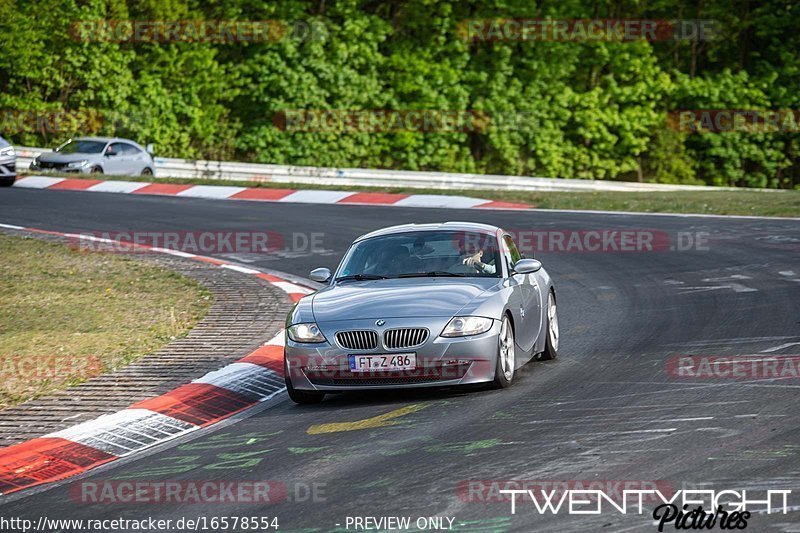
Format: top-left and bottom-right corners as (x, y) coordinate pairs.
(285, 317), (500, 391)
(29, 163), (88, 174)
(0, 157), (15, 179)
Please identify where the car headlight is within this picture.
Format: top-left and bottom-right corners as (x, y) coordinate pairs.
(441, 316), (494, 337)
(0, 147), (14, 158)
(65, 160), (89, 168)
(287, 323), (326, 343)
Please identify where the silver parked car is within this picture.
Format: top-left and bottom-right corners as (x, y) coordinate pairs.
(30, 137), (155, 176)
(284, 222), (559, 404)
(0, 136), (15, 186)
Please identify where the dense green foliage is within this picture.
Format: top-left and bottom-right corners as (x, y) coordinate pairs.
(1, 0), (798, 188)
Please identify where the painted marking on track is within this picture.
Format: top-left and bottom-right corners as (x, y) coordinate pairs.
(779, 271), (796, 277)
(279, 190), (353, 204)
(221, 264), (262, 275)
(703, 274), (753, 281)
(761, 342), (800, 353)
(86, 181), (148, 194)
(575, 428), (677, 436)
(306, 403), (429, 435)
(288, 446), (329, 454)
(726, 283), (759, 293)
(700, 274), (758, 293)
(362, 477), (392, 488)
(659, 416), (714, 422)
(12, 176), (65, 188)
(678, 286), (729, 294)
(424, 438), (502, 454)
(176, 185), (247, 199)
(394, 195), (486, 209)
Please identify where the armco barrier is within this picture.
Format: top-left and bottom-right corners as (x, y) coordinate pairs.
(14, 146), (769, 193)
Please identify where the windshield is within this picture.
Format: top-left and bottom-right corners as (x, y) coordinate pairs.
(56, 140), (106, 154)
(336, 230), (502, 280)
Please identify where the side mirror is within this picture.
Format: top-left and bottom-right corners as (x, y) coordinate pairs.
(309, 267), (331, 283)
(145, 143), (154, 155)
(512, 258), (542, 274)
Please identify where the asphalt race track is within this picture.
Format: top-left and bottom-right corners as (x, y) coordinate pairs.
(2, 187), (800, 532)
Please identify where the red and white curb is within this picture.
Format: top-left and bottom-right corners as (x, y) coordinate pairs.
(12, 176), (531, 210)
(0, 223), (307, 496)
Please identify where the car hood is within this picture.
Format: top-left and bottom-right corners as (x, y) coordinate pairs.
(38, 152), (98, 163)
(311, 277), (500, 321)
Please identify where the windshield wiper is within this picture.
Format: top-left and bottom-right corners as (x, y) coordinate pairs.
(335, 274), (390, 282)
(397, 271), (465, 278)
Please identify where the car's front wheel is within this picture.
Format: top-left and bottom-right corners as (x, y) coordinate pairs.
(0, 176), (15, 187)
(285, 360), (325, 404)
(492, 315), (515, 388)
(540, 290), (559, 361)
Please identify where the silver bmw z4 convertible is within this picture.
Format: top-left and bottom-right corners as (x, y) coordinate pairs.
(284, 222), (559, 404)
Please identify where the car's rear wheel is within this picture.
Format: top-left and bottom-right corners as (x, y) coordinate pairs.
(285, 360), (325, 404)
(492, 315), (515, 388)
(90, 166), (103, 174)
(141, 167), (153, 176)
(540, 290), (559, 361)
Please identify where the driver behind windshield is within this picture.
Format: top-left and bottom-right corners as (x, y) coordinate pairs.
(457, 236), (498, 274)
(353, 232), (500, 278)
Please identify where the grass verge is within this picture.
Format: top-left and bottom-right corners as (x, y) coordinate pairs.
(0, 233), (213, 410)
(18, 172), (799, 217)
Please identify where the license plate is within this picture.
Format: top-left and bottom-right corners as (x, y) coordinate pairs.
(349, 353), (416, 372)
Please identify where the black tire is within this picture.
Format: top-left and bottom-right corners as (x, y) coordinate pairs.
(90, 166), (103, 174)
(285, 361), (325, 404)
(141, 167), (153, 176)
(491, 315), (515, 389)
(541, 290), (559, 361)
(0, 176), (15, 187)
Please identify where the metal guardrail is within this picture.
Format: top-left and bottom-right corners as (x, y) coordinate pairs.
(15, 146), (765, 193)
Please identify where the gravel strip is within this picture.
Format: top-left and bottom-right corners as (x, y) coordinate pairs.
(0, 228), (291, 446)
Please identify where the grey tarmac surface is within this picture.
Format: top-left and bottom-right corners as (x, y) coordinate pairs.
(1, 187), (799, 532)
